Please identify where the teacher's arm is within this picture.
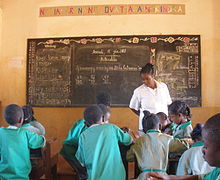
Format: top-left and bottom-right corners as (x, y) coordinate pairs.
(130, 108), (140, 116)
(129, 90), (140, 116)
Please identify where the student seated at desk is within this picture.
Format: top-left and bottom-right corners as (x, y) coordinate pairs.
(126, 111), (188, 180)
(176, 123), (214, 175)
(157, 112), (176, 135)
(22, 105), (45, 136)
(76, 105), (132, 180)
(168, 101), (193, 141)
(0, 104), (45, 180)
(147, 113), (220, 180)
(60, 104), (110, 179)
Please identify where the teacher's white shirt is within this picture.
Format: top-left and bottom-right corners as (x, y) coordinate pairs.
(129, 81), (172, 130)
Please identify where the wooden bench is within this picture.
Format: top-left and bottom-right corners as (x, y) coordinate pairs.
(30, 138), (59, 180)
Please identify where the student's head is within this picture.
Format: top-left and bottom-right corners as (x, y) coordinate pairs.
(191, 123), (203, 142)
(97, 104), (111, 124)
(202, 113), (220, 167)
(22, 105), (33, 124)
(142, 110), (160, 133)
(168, 101), (191, 125)
(156, 112), (170, 130)
(96, 92), (111, 107)
(84, 105), (103, 126)
(140, 63), (155, 87)
(4, 104), (24, 126)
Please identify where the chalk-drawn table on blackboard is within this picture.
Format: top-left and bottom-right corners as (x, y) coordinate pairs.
(27, 35), (201, 107)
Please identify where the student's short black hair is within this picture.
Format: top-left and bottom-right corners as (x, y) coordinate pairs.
(97, 104), (109, 116)
(156, 112), (168, 120)
(96, 92), (111, 106)
(168, 100), (192, 118)
(202, 113), (220, 147)
(142, 110), (160, 132)
(84, 105), (103, 126)
(22, 105), (34, 124)
(140, 63), (154, 75)
(4, 104), (24, 125)
(191, 123), (203, 141)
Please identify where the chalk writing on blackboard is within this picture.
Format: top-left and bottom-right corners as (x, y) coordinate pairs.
(27, 35), (201, 107)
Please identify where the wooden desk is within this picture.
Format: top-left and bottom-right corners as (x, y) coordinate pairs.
(30, 138), (59, 180)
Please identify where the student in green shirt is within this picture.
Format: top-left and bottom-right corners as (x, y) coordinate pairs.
(60, 104), (110, 156)
(60, 92), (111, 158)
(22, 105), (45, 136)
(168, 101), (193, 140)
(0, 104), (45, 180)
(147, 113), (220, 180)
(76, 105), (132, 180)
(60, 92), (111, 179)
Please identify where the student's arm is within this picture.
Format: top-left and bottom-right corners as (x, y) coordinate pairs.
(176, 151), (191, 175)
(184, 125), (193, 139)
(147, 172), (198, 180)
(169, 137), (189, 153)
(75, 136), (85, 167)
(126, 141), (139, 162)
(26, 130), (46, 149)
(114, 125), (132, 146)
(30, 121), (46, 136)
(64, 119), (87, 146)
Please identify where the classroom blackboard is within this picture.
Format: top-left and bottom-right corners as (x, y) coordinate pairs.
(27, 35), (201, 107)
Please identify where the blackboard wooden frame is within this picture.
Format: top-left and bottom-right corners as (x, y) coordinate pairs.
(26, 35), (201, 107)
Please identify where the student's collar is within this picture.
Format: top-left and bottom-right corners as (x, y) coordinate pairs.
(8, 125), (18, 129)
(191, 141), (204, 148)
(178, 120), (191, 129)
(146, 129), (160, 134)
(90, 124), (101, 128)
(22, 123), (31, 127)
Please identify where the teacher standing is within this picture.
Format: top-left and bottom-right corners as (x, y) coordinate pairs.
(129, 63), (172, 130)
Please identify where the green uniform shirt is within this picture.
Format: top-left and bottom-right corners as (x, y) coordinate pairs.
(60, 119), (88, 160)
(22, 123), (41, 135)
(76, 123), (132, 180)
(126, 129), (188, 180)
(30, 120), (45, 136)
(198, 168), (220, 180)
(173, 121), (193, 139)
(163, 123), (177, 135)
(0, 127), (45, 180)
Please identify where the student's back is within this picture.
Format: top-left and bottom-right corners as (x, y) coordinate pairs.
(0, 128), (45, 179)
(176, 124), (214, 175)
(76, 123), (131, 180)
(176, 143), (213, 175)
(127, 130), (188, 180)
(126, 111), (188, 180)
(0, 104), (45, 180)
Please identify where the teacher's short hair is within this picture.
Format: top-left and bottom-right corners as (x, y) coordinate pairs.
(140, 63), (154, 75)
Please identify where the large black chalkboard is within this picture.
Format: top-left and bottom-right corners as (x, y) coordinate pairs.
(27, 35), (201, 107)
